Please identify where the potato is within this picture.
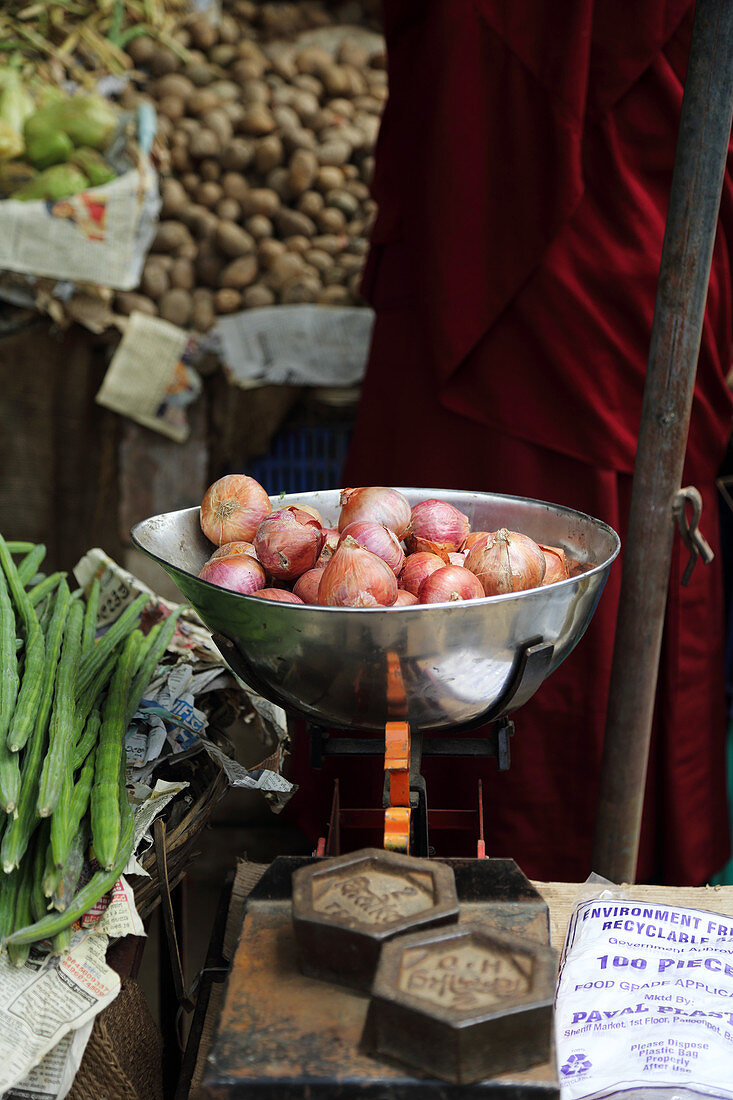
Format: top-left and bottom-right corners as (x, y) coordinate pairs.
(221, 172), (249, 202)
(340, 253), (365, 274)
(157, 95), (184, 125)
(169, 126), (188, 148)
(185, 62), (215, 87)
(187, 89), (220, 117)
(338, 39), (369, 69)
(188, 15), (218, 51)
(200, 158), (221, 182)
(291, 91), (320, 127)
(272, 104), (300, 131)
(170, 146), (192, 174)
(266, 252), (306, 290)
(221, 138), (255, 172)
(221, 255), (258, 289)
(280, 127), (318, 154)
(328, 97), (356, 120)
(154, 74), (195, 100)
(258, 238), (287, 268)
(293, 74), (323, 98)
(218, 14), (240, 45)
(215, 288), (243, 314)
(356, 114), (380, 150)
(196, 242), (224, 287)
(344, 179), (370, 201)
(189, 129), (221, 160)
(320, 64), (351, 98)
(236, 40), (268, 64)
(270, 52), (297, 81)
(255, 134), (284, 174)
(150, 45), (180, 76)
(210, 44), (237, 68)
(318, 140), (351, 167)
(140, 260), (170, 300)
(348, 271), (363, 300)
(276, 208), (316, 239)
(152, 221), (191, 254)
(216, 197), (242, 222)
(181, 172), (200, 196)
(321, 124), (364, 150)
(325, 188), (359, 218)
(281, 276), (320, 304)
(241, 188), (280, 218)
(242, 284), (276, 309)
(288, 148), (318, 195)
(202, 108), (233, 145)
(316, 207), (346, 234)
(323, 264), (347, 286)
(266, 167), (291, 201)
(160, 178), (188, 219)
(177, 117), (201, 136)
(192, 288), (216, 332)
(177, 240), (199, 261)
(238, 80), (270, 108)
(316, 166), (344, 192)
(159, 288), (192, 326)
(215, 222), (256, 259)
(115, 292), (157, 317)
(209, 80), (241, 102)
(245, 215), (273, 239)
(318, 284), (351, 306)
(313, 234), (347, 255)
(305, 248), (332, 273)
(126, 36), (155, 67)
(194, 181), (222, 209)
(297, 189), (324, 218)
(240, 105), (276, 136)
(283, 235), (311, 255)
(221, 101), (247, 127)
(295, 46), (331, 76)
(360, 155), (375, 185)
(170, 258), (196, 291)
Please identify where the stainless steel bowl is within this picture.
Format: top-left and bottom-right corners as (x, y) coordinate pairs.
(131, 489), (620, 733)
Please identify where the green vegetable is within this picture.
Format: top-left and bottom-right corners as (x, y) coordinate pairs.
(0, 120), (23, 161)
(0, 866), (20, 942)
(0, 568), (19, 756)
(17, 543), (46, 586)
(12, 162), (88, 201)
(30, 822), (50, 922)
(9, 854), (34, 965)
(76, 591), (149, 701)
(0, 535), (46, 756)
(0, 161), (36, 199)
(1, 580), (69, 872)
(24, 95), (117, 154)
(82, 577), (100, 654)
(28, 572), (65, 608)
(73, 708), (101, 772)
(0, 72), (34, 137)
(51, 749), (94, 870)
(36, 599), (83, 817)
(76, 655), (115, 735)
(70, 147), (116, 187)
(126, 608), (183, 726)
(7, 798), (133, 947)
(91, 633), (137, 869)
(23, 122), (74, 170)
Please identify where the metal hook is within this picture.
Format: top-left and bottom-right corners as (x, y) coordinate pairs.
(671, 486), (714, 586)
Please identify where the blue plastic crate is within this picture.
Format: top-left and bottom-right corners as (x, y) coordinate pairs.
(246, 423), (353, 496)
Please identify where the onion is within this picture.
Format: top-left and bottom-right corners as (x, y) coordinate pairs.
(250, 588), (304, 603)
(200, 474), (272, 545)
(254, 507), (325, 581)
(449, 551), (467, 567)
(394, 589), (419, 606)
(293, 566), (325, 604)
(198, 554), (266, 595)
(399, 552), (445, 597)
(338, 486), (411, 538)
(283, 502), (323, 525)
(465, 528), (546, 595)
(539, 544), (569, 585)
(339, 521), (405, 575)
(462, 531), (491, 552)
(209, 541), (259, 562)
(405, 499), (470, 556)
(316, 527), (340, 567)
(418, 565), (485, 604)
(318, 536), (398, 607)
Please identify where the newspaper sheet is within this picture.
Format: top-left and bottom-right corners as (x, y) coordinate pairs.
(215, 303), (374, 389)
(95, 312), (202, 442)
(0, 157), (159, 291)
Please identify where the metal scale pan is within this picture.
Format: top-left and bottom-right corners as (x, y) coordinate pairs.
(131, 488), (620, 733)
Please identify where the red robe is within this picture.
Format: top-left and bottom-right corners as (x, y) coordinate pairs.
(287, 1), (733, 885)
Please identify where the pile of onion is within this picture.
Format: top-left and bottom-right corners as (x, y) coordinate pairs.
(197, 476), (581, 606)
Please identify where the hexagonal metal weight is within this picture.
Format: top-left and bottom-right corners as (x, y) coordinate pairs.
(363, 921), (557, 1084)
(292, 849), (459, 993)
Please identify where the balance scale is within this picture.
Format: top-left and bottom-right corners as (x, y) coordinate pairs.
(132, 488), (619, 1096)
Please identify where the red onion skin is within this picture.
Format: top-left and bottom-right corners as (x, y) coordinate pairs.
(316, 528), (341, 567)
(399, 552), (445, 597)
(254, 507), (325, 581)
(293, 567), (325, 604)
(198, 554), (266, 595)
(339, 520), (405, 576)
(283, 502), (323, 525)
(462, 531), (491, 552)
(418, 565), (485, 603)
(405, 499), (470, 555)
(394, 589), (419, 606)
(448, 551), (467, 567)
(250, 588), (304, 603)
(209, 541), (258, 562)
(539, 544), (569, 585)
(200, 474), (272, 545)
(319, 537), (398, 607)
(465, 528), (546, 595)
(338, 486), (411, 538)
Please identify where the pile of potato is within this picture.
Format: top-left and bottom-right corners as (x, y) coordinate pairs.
(115, 0), (384, 332)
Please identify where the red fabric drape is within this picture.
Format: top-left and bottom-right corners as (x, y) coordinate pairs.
(286, 1), (733, 885)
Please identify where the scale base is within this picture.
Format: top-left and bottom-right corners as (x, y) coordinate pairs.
(201, 856), (559, 1098)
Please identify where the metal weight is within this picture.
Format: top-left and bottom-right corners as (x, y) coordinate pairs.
(291, 848), (459, 993)
(364, 922), (557, 1084)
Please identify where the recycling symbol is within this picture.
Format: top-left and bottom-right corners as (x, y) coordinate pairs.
(560, 1052), (593, 1076)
